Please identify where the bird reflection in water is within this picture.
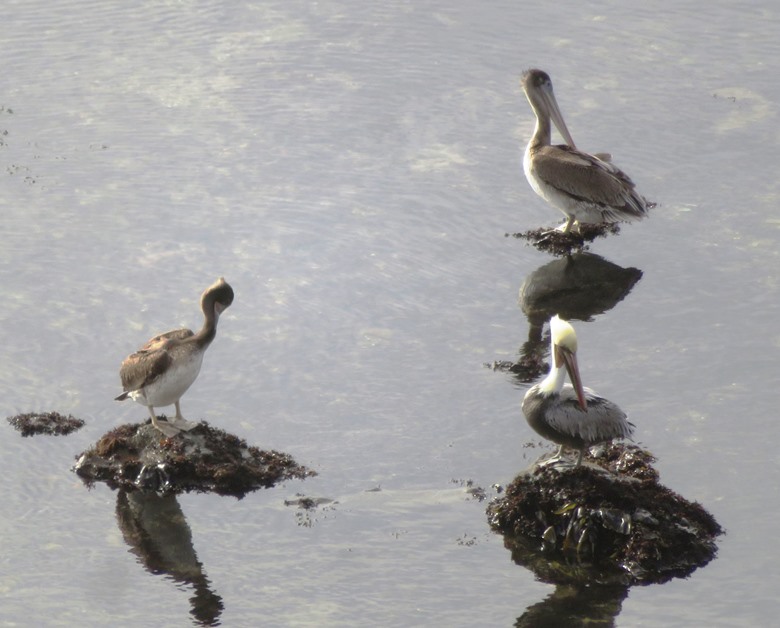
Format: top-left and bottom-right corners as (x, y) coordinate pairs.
(115, 491), (223, 626)
(497, 252), (642, 383)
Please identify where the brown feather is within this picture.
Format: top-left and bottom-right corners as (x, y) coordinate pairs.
(531, 144), (643, 214)
(118, 344), (175, 395)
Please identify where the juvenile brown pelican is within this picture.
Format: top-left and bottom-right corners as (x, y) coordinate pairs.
(521, 69), (650, 233)
(522, 315), (633, 466)
(115, 278), (234, 437)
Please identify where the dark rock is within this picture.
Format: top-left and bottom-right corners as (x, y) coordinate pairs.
(507, 223), (621, 256)
(73, 420), (315, 498)
(487, 444), (722, 585)
(7, 411), (84, 437)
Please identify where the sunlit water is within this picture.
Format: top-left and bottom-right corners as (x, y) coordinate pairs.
(2, 1), (779, 626)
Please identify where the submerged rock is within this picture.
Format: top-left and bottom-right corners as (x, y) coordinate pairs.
(7, 411), (85, 437)
(73, 420), (315, 498)
(487, 444), (722, 585)
(284, 494), (338, 528)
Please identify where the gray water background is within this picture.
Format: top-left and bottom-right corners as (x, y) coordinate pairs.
(1, 1), (779, 625)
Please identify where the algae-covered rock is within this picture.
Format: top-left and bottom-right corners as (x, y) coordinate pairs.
(7, 411), (85, 437)
(508, 223), (621, 256)
(73, 420), (315, 498)
(487, 444), (722, 585)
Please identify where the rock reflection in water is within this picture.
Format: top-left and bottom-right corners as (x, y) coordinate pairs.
(510, 530), (628, 627)
(515, 571), (627, 628)
(116, 490), (223, 627)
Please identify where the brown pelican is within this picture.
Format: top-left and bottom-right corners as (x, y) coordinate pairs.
(522, 315), (633, 466)
(115, 278), (234, 437)
(521, 69), (650, 233)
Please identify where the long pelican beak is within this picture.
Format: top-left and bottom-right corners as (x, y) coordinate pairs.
(555, 344), (588, 410)
(539, 87), (577, 149)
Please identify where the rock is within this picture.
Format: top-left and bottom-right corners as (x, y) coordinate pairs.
(486, 444), (722, 585)
(7, 411), (84, 437)
(73, 420), (315, 498)
(507, 223), (621, 256)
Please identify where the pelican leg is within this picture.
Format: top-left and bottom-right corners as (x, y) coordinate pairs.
(539, 220), (574, 241)
(147, 406), (181, 437)
(555, 216), (577, 234)
(539, 445), (573, 467)
(575, 448), (584, 467)
(167, 401), (198, 432)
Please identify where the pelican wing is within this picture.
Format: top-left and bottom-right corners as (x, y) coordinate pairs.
(118, 345), (174, 395)
(139, 328), (194, 351)
(546, 385), (634, 443)
(532, 145), (647, 219)
(116, 328), (193, 396)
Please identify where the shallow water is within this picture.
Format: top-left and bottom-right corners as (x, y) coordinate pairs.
(2, 1), (779, 625)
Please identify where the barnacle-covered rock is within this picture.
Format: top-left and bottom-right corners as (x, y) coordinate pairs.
(73, 420), (315, 498)
(487, 443), (722, 585)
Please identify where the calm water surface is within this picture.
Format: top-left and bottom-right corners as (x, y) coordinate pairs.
(2, 1), (779, 626)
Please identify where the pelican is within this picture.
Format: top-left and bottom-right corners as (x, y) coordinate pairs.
(521, 69), (650, 233)
(522, 315), (633, 466)
(115, 277), (234, 437)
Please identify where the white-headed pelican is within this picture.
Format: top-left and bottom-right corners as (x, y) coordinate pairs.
(522, 315), (633, 465)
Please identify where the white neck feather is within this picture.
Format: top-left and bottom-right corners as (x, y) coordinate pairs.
(538, 363), (565, 397)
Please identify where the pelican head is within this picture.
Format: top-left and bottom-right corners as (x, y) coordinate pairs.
(550, 315), (587, 410)
(202, 277), (235, 318)
(521, 69), (576, 149)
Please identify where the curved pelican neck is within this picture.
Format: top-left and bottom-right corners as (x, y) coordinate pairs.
(537, 330), (566, 396)
(538, 359), (566, 396)
(191, 297), (220, 348)
(527, 101), (552, 151)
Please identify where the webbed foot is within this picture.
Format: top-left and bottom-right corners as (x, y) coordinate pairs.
(168, 417), (198, 432)
(151, 416), (181, 437)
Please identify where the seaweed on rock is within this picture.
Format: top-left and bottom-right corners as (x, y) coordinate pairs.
(7, 411), (84, 437)
(487, 444), (722, 585)
(508, 223), (621, 256)
(73, 420), (314, 498)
